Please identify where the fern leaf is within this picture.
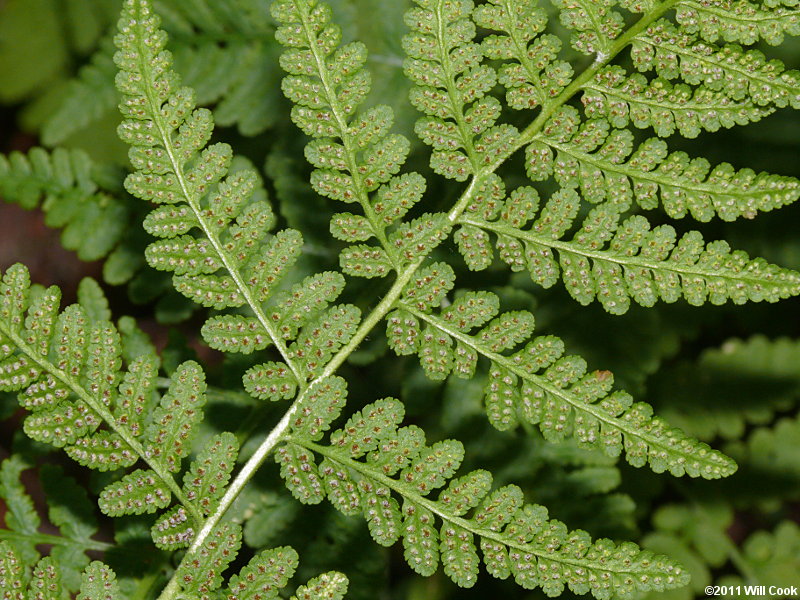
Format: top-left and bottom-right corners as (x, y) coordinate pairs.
(550, 0), (624, 55)
(183, 432), (239, 516)
(42, 0), (281, 142)
(151, 506), (195, 550)
(77, 562), (121, 600)
(0, 460), (113, 593)
(176, 523), (242, 599)
(244, 361), (298, 402)
(225, 545), (299, 599)
(582, 66), (771, 138)
(457, 184), (800, 311)
(143, 360), (207, 472)
(40, 37), (119, 146)
(528, 106), (800, 221)
(384, 263), (737, 478)
(0, 457), (41, 565)
(98, 469), (172, 516)
(404, 0), (519, 180)
(0, 147), (128, 261)
(675, 0), (800, 45)
(288, 304), (361, 381)
(0, 543), (120, 600)
(0, 541), (24, 600)
(281, 396), (689, 595)
(473, 0), (573, 111)
(633, 20), (800, 110)
(39, 465), (99, 590)
(273, 0), (435, 274)
(115, 0), (353, 392)
(0, 263), (218, 542)
(291, 572), (349, 600)
(29, 557), (62, 600)
(651, 336), (800, 441)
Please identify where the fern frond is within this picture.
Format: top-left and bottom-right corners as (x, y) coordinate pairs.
(0, 0), (118, 104)
(174, 527), (348, 600)
(0, 147), (129, 261)
(675, 0), (800, 46)
(77, 562), (122, 600)
(0, 542), (121, 600)
(278, 392), (690, 596)
(582, 66), (771, 138)
(403, 0), (519, 181)
(527, 106), (800, 221)
(272, 0), (441, 275)
(455, 182), (800, 312)
(550, 0), (624, 55)
(115, 0), (357, 390)
(0, 262), (224, 541)
(632, 20), (800, 110)
(383, 263), (737, 477)
(473, 0), (573, 111)
(0, 459), (112, 592)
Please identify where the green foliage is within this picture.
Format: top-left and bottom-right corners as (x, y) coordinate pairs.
(279, 392), (689, 596)
(456, 179), (800, 313)
(387, 264), (736, 477)
(524, 107), (800, 221)
(0, 458), (113, 593)
(0, 148), (129, 261)
(0, 0), (799, 598)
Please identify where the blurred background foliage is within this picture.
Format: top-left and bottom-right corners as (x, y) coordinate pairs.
(0, 0), (798, 598)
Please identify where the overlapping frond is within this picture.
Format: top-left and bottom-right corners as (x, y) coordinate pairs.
(383, 262), (737, 478)
(403, 0), (519, 181)
(650, 336), (800, 442)
(42, 0), (280, 143)
(453, 176), (800, 312)
(582, 66), (771, 138)
(115, 0), (360, 393)
(0, 147), (129, 261)
(631, 20), (800, 110)
(277, 387), (689, 596)
(0, 457), (110, 592)
(473, 0), (573, 111)
(675, 0), (800, 46)
(526, 106), (800, 221)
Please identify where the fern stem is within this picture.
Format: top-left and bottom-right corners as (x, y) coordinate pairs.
(129, 4), (305, 386)
(494, 0), (682, 171)
(0, 326), (202, 524)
